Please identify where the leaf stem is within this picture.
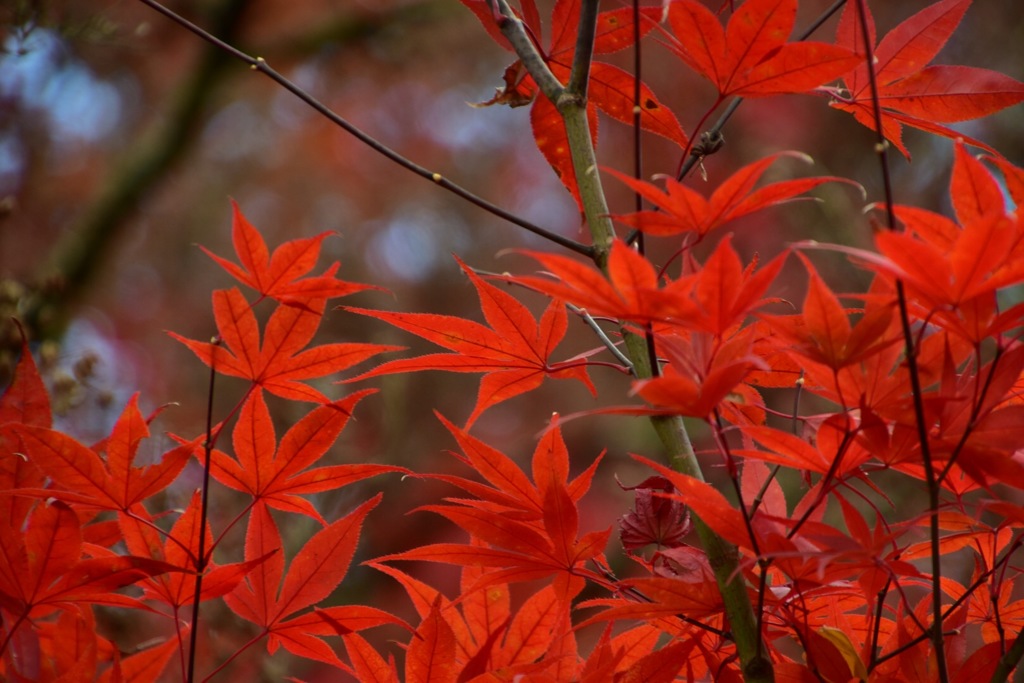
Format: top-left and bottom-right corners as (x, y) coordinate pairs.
(137, 0), (592, 257)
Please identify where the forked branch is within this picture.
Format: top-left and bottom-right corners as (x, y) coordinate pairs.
(488, 0), (772, 680)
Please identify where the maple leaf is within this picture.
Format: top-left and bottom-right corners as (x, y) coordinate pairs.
(683, 235), (787, 337)
(733, 423), (868, 477)
(605, 152), (859, 239)
(762, 253), (901, 371)
(830, 0), (1024, 157)
(800, 143), (1024, 344)
(0, 500), (181, 626)
(376, 415), (610, 603)
(462, 0), (686, 207)
(120, 492), (275, 609)
(365, 562), (478, 667)
(201, 200), (377, 305)
(223, 496), (405, 670)
(23, 609), (110, 683)
(405, 598), (459, 683)
(631, 454), (751, 551)
(207, 390), (406, 524)
(769, 497), (923, 591)
(617, 476), (691, 552)
(370, 562), (574, 679)
(8, 394), (194, 512)
(510, 238), (700, 325)
(631, 330), (768, 420)
(0, 330), (51, 529)
(518, 236), (783, 341)
(610, 638), (694, 683)
(171, 287), (399, 403)
(579, 571), (724, 632)
(346, 257), (595, 427)
(666, 0), (859, 98)
(339, 631), (401, 683)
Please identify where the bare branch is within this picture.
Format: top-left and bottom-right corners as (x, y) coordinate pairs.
(138, 0), (593, 258)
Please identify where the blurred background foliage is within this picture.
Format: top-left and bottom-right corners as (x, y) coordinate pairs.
(1, 0), (1022, 678)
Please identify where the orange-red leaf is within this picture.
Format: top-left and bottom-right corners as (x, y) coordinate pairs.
(608, 152), (857, 238)
(376, 418), (609, 603)
(201, 200), (377, 305)
(224, 494), (386, 668)
(667, 0), (858, 98)
(208, 390), (403, 523)
(171, 287), (397, 403)
(831, 0), (1024, 157)
(9, 395), (193, 511)
(632, 331), (766, 420)
(122, 493), (274, 608)
(0, 501), (180, 619)
(511, 239), (698, 324)
(406, 598), (459, 683)
(347, 258), (595, 426)
(763, 253), (900, 369)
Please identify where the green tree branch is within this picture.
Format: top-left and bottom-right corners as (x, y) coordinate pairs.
(491, 0), (772, 679)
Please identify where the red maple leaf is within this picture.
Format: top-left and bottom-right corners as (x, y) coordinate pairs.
(684, 235), (787, 337)
(630, 454), (752, 552)
(0, 500), (181, 627)
(376, 415), (610, 604)
(461, 0), (687, 207)
(0, 331), (52, 529)
(606, 152), (859, 239)
(799, 143), (1024, 344)
(829, 0), (1024, 157)
(8, 394), (194, 512)
(618, 476), (691, 552)
(346, 257), (596, 426)
(665, 0), (859, 99)
(171, 287), (399, 403)
(631, 329), (767, 420)
(120, 491), (276, 610)
(201, 200), (378, 305)
(207, 390), (406, 524)
(223, 496), (405, 671)
(763, 252), (901, 371)
(509, 239), (700, 325)
(405, 598), (460, 683)
(380, 561), (580, 678)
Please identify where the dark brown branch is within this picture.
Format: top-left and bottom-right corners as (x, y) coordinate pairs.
(851, 0), (947, 679)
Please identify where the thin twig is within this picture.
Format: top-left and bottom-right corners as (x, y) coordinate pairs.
(851, 0), (948, 679)
(138, 0), (592, 258)
(567, 304), (634, 371)
(187, 337), (219, 683)
(488, 0), (564, 101)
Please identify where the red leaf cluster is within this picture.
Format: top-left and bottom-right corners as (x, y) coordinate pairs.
(4, 1), (1024, 681)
